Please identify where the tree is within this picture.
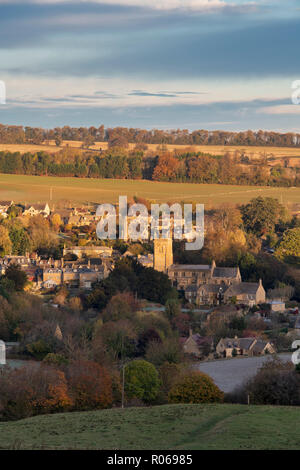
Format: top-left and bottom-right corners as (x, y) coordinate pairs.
(0, 363), (72, 420)
(145, 338), (183, 367)
(242, 358), (300, 406)
(168, 371), (223, 404)
(124, 359), (160, 404)
(93, 319), (137, 361)
(102, 292), (140, 323)
(275, 228), (300, 264)
(241, 197), (284, 236)
(0, 225), (12, 255)
(5, 264), (28, 291)
(66, 360), (112, 411)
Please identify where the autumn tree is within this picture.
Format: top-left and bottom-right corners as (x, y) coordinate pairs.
(0, 225), (12, 255)
(66, 360), (112, 411)
(168, 371), (223, 404)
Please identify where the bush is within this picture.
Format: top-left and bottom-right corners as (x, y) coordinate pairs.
(125, 359), (161, 404)
(158, 362), (183, 403)
(43, 353), (69, 366)
(145, 338), (183, 367)
(243, 358), (300, 406)
(168, 371), (224, 404)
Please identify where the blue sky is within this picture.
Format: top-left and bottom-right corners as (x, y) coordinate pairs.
(0, 0), (300, 131)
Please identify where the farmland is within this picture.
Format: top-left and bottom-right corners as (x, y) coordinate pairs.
(0, 173), (299, 206)
(1, 141), (300, 166)
(1, 403), (300, 450)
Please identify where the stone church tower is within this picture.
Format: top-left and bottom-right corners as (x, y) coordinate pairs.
(153, 238), (173, 272)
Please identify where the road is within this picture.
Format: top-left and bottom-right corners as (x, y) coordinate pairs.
(196, 353), (292, 393)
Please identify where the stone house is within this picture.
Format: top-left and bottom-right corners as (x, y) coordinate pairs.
(223, 280), (266, 307)
(180, 330), (214, 358)
(216, 336), (275, 358)
(23, 203), (50, 218)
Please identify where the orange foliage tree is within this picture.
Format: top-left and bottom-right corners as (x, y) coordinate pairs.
(0, 363), (72, 420)
(66, 360), (113, 411)
(152, 153), (181, 181)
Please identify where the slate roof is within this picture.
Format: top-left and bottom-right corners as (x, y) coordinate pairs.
(169, 264), (210, 271)
(198, 284), (227, 294)
(225, 282), (259, 296)
(212, 267), (239, 278)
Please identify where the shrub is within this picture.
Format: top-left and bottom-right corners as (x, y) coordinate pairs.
(26, 339), (53, 360)
(244, 358), (300, 406)
(168, 371), (224, 404)
(124, 359), (161, 404)
(43, 353), (69, 366)
(145, 338), (183, 367)
(158, 362), (183, 403)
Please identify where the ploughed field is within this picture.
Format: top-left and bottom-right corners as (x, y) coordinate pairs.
(1, 403), (300, 450)
(0, 173), (299, 206)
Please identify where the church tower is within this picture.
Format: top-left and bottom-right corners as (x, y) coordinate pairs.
(153, 238), (173, 273)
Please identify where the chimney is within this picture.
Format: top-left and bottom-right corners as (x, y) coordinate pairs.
(189, 327), (193, 337)
(61, 257), (64, 268)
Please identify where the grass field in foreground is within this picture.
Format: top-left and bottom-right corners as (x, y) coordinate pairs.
(0, 173), (299, 206)
(1, 404), (300, 450)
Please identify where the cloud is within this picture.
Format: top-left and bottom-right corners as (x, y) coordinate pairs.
(0, 1), (232, 11)
(129, 90), (177, 97)
(260, 104), (300, 115)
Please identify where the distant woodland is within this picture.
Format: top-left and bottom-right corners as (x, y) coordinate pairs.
(0, 124), (300, 187)
(1, 123), (300, 147)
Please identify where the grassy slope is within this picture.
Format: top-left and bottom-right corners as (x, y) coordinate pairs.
(1, 404), (300, 450)
(0, 173), (299, 206)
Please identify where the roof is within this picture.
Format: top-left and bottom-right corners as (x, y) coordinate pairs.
(24, 203), (48, 211)
(225, 282), (260, 296)
(65, 245), (112, 251)
(198, 283), (226, 294)
(181, 334), (213, 347)
(220, 337), (256, 350)
(252, 340), (269, 354)
(169, 264), (210, 271)
(212, 267), (239, 278)
(185, 285), (198, 293)
(0, 200), (12, 206)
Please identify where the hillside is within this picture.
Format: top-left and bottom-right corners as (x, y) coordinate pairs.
(1, 403), (300, 450)
(0, 173), (300, 206)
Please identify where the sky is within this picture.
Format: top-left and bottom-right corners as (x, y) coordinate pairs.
(0, 0), (300, 131)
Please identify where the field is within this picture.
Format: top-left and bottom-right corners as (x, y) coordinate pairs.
(1, 403), (300, 450)
(0, 143), (66, 154)
(0, 173), (299, 206)
(1, 141), (300, 167)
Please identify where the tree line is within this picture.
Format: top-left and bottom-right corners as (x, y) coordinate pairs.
(0, 148), (299, 187)
(1, 123), (300, 147)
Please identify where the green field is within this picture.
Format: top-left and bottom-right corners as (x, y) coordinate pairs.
(0, 173), (299, 206)
(1, 404), (300, 450)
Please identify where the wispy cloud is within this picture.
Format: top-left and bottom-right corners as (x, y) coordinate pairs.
(0, 1), (238, 11)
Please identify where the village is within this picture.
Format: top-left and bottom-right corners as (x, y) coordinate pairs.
(0, 198), (299, 367)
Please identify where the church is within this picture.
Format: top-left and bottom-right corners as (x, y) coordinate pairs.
(153, 238), (266, 307)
